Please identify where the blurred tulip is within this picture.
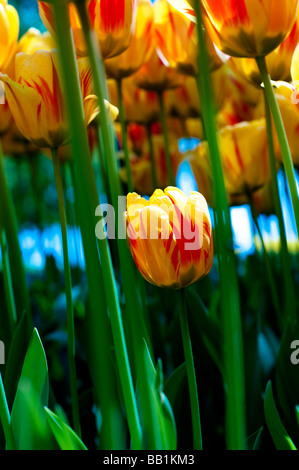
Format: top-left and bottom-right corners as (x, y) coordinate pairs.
(218, 119), (274, 199)
(154, 0), (225, 76)
(0, 0), (19, 71)
(132, 45), (184, 93)
(271, 81), (299, 166)
(165, 66), (228, 120)
(38, 0), (138, 59)
(105, 0), (154, 80)
(184, 142), (214, 207)
(108, 76), (160, 124)
(229, 13), (299, 86)
(126, 187), (213, 288)
(202, 0), (299, 58)
(251, 182), (275, 216)
(1, 120), (39, 157)
(5, 27), (56, 79)
(120, 131), (183, 193)
(0, 50), (116, 149)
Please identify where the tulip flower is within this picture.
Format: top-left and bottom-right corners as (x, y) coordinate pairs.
(108, 76), (160, 125)
(218, 119), (274, 199)
(0, 0), (19, 71)
(126, 187), (213, 289)
(154, 0), (225, 76)
(201, 0), (299, 58)
(120, 131), (183, 194)
(0, 50), (117, 149)
(271, 81), (299, 167)
(133, 45), (184, 93)
(38, 0), (138, 60)
(164, 67), (228, 120)
(184, 142), (214, 207)
(105, 0), (154, 80)
(229, 13), (299, 86)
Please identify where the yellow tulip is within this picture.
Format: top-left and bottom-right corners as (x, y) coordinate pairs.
(202, 0), (299, 58)
(108, 76), (160, 124)
(126, 187), (213, 288)
(0, 50), (117, 149)
(154, 0), (224, 76)
(184, 142), (214, 207)
(132, 43), (184, 93)
(38, 0), (138, 60)
(105, 0), (154, 79)
(0, 0), (19, 71)
(219, 119), (274, 198)
(271, 81), (299, 167)
(229, 13), (299, 86)
(120, 130), (183, 194)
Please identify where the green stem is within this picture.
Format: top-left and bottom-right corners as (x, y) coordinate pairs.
(0, 142), (31, 326)
(157, 91), (175, 187)
(51, 148), (81, 438)
(0, 229), (17, 337)
(53, 0), (142, 450)
(116, 78), (133, 192)
(75, 1), (162, 449)
(249, 198), (281, 322)
(177, 289), (202, 450)
(256, 56), (299, 238)
(263, 94), (297, 329)
(193, 2), (247, 450)
(146, 123), (158, 189)
(0, 373), (16, 450)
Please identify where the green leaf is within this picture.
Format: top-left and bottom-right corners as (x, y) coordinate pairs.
(264, 381), (296, 450)
(44, 407), (87, 450)
(10, 328), (56, 450)
(136, 340), (177, 450)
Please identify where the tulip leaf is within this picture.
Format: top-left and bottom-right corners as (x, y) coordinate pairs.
(136, 340), (177, 450)
(264, 381), (296, 450)
(10, 328), (56, 450)
(3, 311), (32, 410)
(44, 407), (87, 450)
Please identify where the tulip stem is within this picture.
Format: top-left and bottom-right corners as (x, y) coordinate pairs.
(146, 123), (158, 189)
(66, 0), (144, 450)
(256, 56), (299, 238)
(0, 142), (31, 326)
(177, 288), (202, 450)
(0, 373), (16, 450)
(263, 93), (297, 329)
(248, 196), (281, 322)
(157, 91), (175, 186)
(51, 147), (81, 438)
(193, 1), (247, 450)
(0, 229), (17, 337)
(116, 78), (134, 192)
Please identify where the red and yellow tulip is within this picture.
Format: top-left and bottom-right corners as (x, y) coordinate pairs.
(154, 0), (225, 76)
(38, 0), (138, 60)
(0, 50), (117, 149)
(126, 187), (213, 288)
(105, 0), (154, 80)
(202, 0), (299, 58)
(229, 12), (299, 86)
